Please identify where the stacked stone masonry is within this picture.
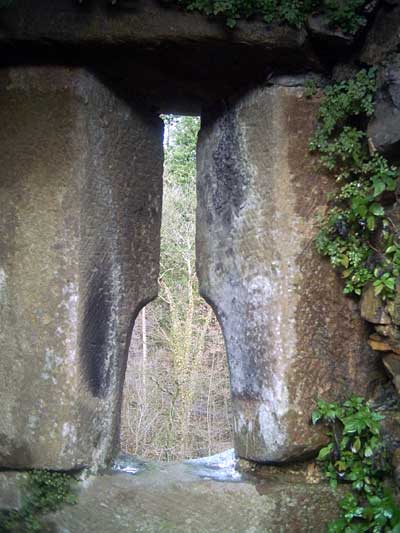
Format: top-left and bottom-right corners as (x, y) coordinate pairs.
(0, 0), (399, 472)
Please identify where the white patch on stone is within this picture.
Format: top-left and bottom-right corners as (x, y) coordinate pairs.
(258, 397), (287, 456)
(58, 281), (79, 381)
(0, 269), (6, 304)
(62, 423), (77, 447)
(0, 269), (6, 289)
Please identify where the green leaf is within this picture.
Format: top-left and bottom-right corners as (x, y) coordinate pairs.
(367, 215), (376, 231)
(364, 446), (373, 457)
(370, 204), (385, 217)
(317, 444), (333, 460)
(373, 180), (386, 197)
(312, 410), (321, 425)
(386, 245), (397, 254)
(341, 255), (350, 268)
(329, 478), (338, 490)
(351, 436), (361, 453)
(384, 277), (395, 290)
(374, 284), (384, 296)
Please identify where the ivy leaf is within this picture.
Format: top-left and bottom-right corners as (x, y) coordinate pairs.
(384, 277), (395, 290)
(341, 256), (350, 268)
(367, 215), (376, 231)
(327, 518), (346, 532)
(372, 180), (386, 197)
(364, 445), (373, 457)
(386, 245), (397, 254)
(317, 444), (333, 460)
(351, 436), (361, 453)
(312, 410), (321, 425)
(374, 283), (384, 295)
(329, 478), (338, 490)
(370, 204), (385, 217)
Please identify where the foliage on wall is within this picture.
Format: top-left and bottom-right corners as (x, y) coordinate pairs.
(0, 471), (78, 532)
(170, 0), (369, 31)
(311, 69), (400, 300)
(313, 397), (400, 532)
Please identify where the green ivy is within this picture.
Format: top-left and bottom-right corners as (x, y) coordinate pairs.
(172, 0), (369, 31)
(0, 470), (78, 532)
(312, 397), (400, 532)
(323, 0), (368, 35)
(311, 69), (400, 299)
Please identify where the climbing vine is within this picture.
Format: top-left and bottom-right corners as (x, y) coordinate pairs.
(171, 0), (369, 31)
(312, 397), (400, 532)
(0, 470), (78, 532)
(311, 68), (400, 299)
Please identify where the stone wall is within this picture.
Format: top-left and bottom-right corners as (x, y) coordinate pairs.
(0, 0), (399, 472)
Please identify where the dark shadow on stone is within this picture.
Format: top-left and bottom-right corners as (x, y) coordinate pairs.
(80, 261), (112, 398)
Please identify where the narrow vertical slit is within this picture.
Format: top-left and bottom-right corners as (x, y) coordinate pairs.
(121, 114), (233, 461)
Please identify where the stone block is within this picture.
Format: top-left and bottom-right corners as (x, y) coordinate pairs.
(361, 283), (391, 324)
(0, 472), (24, 511)
(360, 3), (400, 64)
(0, 66), (163, 470)
(368, 55), (400, 159)
(197, 86), (383, 463)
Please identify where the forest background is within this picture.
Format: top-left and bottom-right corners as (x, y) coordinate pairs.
(120, 115), (233, 461)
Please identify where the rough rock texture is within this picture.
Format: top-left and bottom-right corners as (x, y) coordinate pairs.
(383, 354), (400, 393)
(197, 86), (383, 463)
(0, 67), (163, 470)
(305, 14), (358, 52)
(368, 54), (400, 158)
(360, 3), (400, 64)
(361, 283), (391, 324)
(0, 472), (25, 511)
(42, 466), (344, 532)
(0, 0), (310, 52)
(0, 0), (321, 114)
(394, 448), (400, 488)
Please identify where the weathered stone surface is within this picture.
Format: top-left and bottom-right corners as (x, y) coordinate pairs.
(196, 86), (383, 464)
(371, 328), (400, 354)
(383, 353), (400, 393)
(0, 0), (308, 51)
(360, 283), (391, 324)
(387, 293), (400, 327)
(42, 466), (344, 532)
(0, 66), (163, 470)
(360, 3), (400, 64)
(305, 1), (378, 56)
(332, 62), (360, 83)
(368, 54), (400, 159)
(0, 0), (322, 114)
(380, 410), (400, 453)
(368, 334), (393, 351)
(0, 472), (25, 511)
(393, 448), (400, 488)
(306, 14), (357, 50)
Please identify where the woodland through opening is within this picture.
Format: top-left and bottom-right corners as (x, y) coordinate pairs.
(121, 115), (233, 461)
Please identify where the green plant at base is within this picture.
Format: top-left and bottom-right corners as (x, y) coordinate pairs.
(304, 79), (318, 99)
(0, 470), (78, 532)
(312, 397), (400, 532)
(311, 68), (400, 299)
(324, 0), (367, 34)
(173, 0), (369, 31)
